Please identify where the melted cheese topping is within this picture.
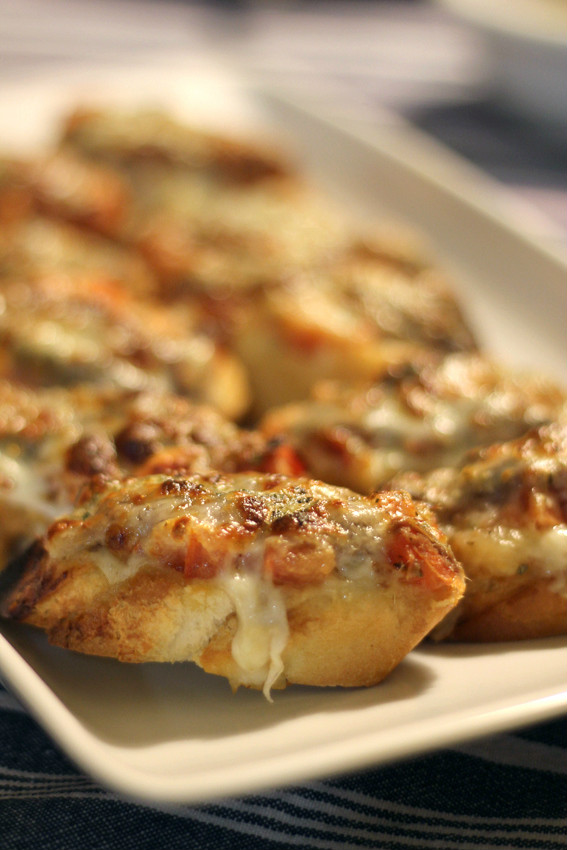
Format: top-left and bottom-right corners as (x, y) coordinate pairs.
(91, 534), (290, 696)
(220, 571), (289, 700)
(264, 355), (566, 491)
(451, 525), (567, 588)
(91, 549), (145, 586)
(0, 451), (67, 522)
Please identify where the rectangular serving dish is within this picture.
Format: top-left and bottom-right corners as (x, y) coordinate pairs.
(0, 59), (565, 806)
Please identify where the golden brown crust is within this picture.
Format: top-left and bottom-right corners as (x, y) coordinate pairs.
(39, 571), (233, 664)
(442, 579), (567, 642)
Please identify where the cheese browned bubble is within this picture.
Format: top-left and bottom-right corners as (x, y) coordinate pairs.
(1, 471), (465, 696)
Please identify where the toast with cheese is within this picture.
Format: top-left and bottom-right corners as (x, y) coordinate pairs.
(1, 472), (465, 695)
(389, 422), (567, 641)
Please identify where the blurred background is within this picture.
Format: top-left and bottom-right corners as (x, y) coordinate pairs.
(2, 0), (566, 236)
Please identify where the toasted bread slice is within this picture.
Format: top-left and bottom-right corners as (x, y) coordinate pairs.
(2, 473), (465, 695)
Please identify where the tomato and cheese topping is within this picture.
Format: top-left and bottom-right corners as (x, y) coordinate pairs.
(262, 354), (566, 492)
(0, 274), (249, 418)
(0, 103), (563, 691)
(0, 380), (305, 568)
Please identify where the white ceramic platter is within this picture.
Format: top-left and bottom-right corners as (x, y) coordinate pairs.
(0, 61), (565, 806)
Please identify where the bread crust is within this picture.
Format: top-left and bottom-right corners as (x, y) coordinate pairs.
(441, 578), (567, 642)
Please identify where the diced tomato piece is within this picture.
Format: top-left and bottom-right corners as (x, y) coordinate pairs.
(260, 443), (306, 477)
(263, 536), (335, 586)
(184, 534), (219, 579)
(387, 524), (458, 592)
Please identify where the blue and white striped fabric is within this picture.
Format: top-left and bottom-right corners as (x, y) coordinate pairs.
(0, 1), (566, 846)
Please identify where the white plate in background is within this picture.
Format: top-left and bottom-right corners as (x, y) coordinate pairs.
(438, 0), (567, 127)
(0, 62), (565, 805)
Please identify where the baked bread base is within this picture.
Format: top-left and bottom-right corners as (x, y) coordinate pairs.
(11, 564), (461, 692)
(436, 577), (567, 643)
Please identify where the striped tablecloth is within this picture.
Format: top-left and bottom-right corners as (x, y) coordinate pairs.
(0, 1), (566, 847)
